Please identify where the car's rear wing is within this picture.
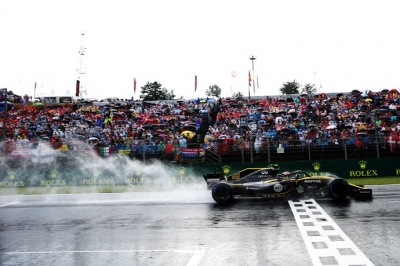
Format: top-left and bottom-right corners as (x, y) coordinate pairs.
(203, 172), (224, 190)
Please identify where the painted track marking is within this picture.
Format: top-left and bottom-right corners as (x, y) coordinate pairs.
(289, 199), (374, 266)
(0, 202), (18, 208)
(5, 250), (206, 266)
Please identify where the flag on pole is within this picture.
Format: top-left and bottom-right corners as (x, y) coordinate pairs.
(248, 71), (252, 87)
(134, 78), (137, 94)
(195, 75), (197, 91)
(75, 80), (80, 97)
(34, 82), (37, 92)
(231, 71), (237, 78)
(257, 75), (259, 89)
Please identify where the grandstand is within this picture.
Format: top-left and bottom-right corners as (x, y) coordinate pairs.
(1, 89), (399, 167)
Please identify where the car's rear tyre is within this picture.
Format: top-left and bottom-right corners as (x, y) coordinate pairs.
(329, 179), (350, 200)
(212, 183), (233, 204)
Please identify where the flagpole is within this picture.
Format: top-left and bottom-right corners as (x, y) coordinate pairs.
(248, 70), (251, 100)
(33, 82), (37, 100)
(133, 77), (136, 95)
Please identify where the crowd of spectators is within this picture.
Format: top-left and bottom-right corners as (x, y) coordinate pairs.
(1, 98), (214, 157)
(1, 89), (400, 158)
(204, 89), (400, 153)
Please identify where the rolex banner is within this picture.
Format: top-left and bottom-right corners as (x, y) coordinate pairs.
(1, 158), (399, 189)
(176, 147), (205, 163)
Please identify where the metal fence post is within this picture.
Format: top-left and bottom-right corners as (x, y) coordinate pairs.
(142, 142), (145, 163)
(267, 137), (270, 163)
(250, 138), (253, 164)
(374, 120), (380, 159)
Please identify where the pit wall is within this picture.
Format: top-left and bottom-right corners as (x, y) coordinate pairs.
(0, 158), (399, 189)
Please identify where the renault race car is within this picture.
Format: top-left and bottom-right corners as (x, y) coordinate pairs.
(203, 166), (373, 204)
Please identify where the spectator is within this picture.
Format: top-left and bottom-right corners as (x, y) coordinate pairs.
(179, 136), (187, 148)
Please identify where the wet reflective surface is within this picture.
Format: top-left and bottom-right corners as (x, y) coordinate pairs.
(0, 185), (399, 266)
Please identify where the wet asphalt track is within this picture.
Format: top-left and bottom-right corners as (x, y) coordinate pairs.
(0, 185), (399, 266)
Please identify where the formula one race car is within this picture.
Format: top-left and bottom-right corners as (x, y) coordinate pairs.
(203, 166), (373, 204)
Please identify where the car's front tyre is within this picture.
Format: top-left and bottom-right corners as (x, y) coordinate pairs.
(212, 183), (233, 204)
(328, 179), (350, 200)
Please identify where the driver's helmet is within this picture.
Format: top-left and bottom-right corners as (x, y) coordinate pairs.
(283, 171), (291, 175)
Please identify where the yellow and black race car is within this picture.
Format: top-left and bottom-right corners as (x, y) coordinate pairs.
(203, 166), (373, 204)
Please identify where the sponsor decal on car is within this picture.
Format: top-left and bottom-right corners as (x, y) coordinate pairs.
(303, 179), (322, 183)
(273, 183), (283, 192)
(246, 187), (261, 190)
(243, 181), (264, 186)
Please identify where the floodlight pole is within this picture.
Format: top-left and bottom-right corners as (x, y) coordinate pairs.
(77, 32), (87, 99)
(249, 55), (257, 96)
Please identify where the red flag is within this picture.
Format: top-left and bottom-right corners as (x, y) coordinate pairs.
(75, 80), (80, 97)
(134, 78), (137, 94)
(195, 75), (197, 91)
(217, 143), (230, 155)
(248, 71), (252, 87)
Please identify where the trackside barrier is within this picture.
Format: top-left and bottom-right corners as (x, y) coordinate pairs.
(0, 158), (399, 189)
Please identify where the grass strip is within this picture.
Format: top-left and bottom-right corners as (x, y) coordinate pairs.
(345, 177), (400, 185)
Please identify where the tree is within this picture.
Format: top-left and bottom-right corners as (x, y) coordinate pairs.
(232, 91), (243, 99)
(139, 82), (175, 100)
(205, 85), (221, 98)
(301, 83), (317, 95)
(279, 80), (300, 95)
(165, 89), (175, 100)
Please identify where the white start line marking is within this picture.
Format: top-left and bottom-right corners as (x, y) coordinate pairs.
(289, 199), (374, 266)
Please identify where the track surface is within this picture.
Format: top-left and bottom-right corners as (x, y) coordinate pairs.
(0, 185), (399, 266)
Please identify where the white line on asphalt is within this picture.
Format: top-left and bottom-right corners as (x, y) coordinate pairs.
(0, 202), (19, 208)
(5, 249), (206, 266)
(185, 250), (206, 266)
(289, 199), (374, 266)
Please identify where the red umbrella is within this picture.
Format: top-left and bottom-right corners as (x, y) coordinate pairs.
(389, 89), (398, 93)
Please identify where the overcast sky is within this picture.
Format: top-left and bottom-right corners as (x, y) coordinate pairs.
(1, 0), (400, 100)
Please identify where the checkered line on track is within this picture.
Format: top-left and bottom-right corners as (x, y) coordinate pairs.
(288, 199), (374, 266)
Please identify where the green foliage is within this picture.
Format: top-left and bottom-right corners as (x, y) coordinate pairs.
(205, 85), (221, 98)
(279, 80), (300, 95)
(232, 91), (243, 99)
(301, 83), (317, 95)
(139, 81), (176, 100)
